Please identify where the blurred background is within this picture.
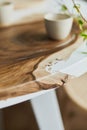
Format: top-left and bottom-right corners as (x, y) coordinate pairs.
(0, 0), (87, 130)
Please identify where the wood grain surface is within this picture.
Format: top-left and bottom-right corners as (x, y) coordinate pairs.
(0, 20), (81, 100)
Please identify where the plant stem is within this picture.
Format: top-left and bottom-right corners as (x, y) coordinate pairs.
(72, 0), (87, 23)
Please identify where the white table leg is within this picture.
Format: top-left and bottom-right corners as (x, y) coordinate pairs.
(0, 110), (4, 130)
(31, 90), (64, 130)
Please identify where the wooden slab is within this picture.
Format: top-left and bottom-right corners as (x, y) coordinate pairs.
(0, 20), (81, 100)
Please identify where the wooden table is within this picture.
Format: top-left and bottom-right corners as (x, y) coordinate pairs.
(0, 20), (80, 100)
(0, 19), (83, 130)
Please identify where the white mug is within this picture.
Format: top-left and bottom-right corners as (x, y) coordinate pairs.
(44, 13), (73, 40)
(0, 2), (14, 25)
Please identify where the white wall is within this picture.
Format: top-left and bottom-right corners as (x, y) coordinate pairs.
(46, 0), (87, 18)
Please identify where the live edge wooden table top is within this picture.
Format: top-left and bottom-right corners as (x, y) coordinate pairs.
(0, 20), (82, 100)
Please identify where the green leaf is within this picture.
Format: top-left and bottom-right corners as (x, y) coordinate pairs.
(78, 19), (83, 25)
(73, 4), (80, 9)
(75, 4), (80, 8)
(73, 4), (80, 13)
(80, 32), (87, 40)
(82, 52), (87, 54)
(61, 5), (68, 11)
(78, 19), (84, 30)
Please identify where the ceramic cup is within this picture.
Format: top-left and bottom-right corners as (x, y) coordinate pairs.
(44, 13), (73, 40)
(0, 2), (14, 25)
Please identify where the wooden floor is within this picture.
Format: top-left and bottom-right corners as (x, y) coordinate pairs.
(2, 87), (87, 130)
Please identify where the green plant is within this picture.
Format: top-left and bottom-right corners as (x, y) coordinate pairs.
(58, 0), (87, 40)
